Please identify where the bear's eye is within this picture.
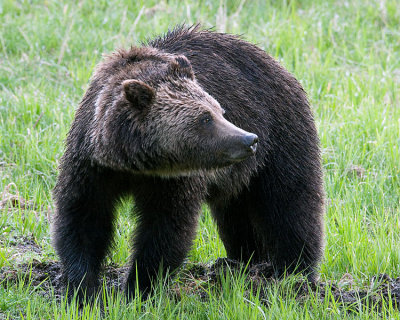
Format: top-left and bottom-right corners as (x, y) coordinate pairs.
(200, 114), (213, 124)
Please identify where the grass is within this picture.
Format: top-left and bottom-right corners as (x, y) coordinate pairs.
(1, 0), (399, 318)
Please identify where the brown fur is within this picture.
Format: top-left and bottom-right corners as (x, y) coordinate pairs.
(53, 25), (324, 300)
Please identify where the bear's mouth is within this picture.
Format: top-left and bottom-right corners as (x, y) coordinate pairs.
(250, 142), (258, 154)
(220, 147), (257, 165)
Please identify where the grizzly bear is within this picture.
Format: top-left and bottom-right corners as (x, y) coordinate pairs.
(53, 25), (324, 300)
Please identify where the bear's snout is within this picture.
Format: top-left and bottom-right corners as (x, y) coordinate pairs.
(221, 132), (259, 164)
(242, 133), (258, 154)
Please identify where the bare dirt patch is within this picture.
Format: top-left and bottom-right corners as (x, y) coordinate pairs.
(1, 258), (399, 311)
(178, 258), (400, 310)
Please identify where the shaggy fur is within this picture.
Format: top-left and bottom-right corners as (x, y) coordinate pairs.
(53, 25), (324, 300)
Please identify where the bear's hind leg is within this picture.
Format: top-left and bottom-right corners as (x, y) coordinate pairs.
(209, 164), (324, 281)
(247, 166), (324, 282)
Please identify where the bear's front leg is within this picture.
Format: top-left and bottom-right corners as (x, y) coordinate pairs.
(53, 163), (125, 301)
(125, 177), (203, 299)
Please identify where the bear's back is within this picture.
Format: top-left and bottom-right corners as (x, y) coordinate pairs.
(148, 26), (318, 168)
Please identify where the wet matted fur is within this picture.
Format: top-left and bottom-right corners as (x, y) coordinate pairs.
(53, 25), (324, 300)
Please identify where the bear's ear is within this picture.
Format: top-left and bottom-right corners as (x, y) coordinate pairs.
(122, 79), (155, 110)
(170, 55), (194, 80)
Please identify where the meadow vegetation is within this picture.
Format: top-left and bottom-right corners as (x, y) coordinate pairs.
(0, 0), (399, 318)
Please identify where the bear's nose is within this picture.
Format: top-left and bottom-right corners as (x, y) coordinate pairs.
(243, 133), (258, 154)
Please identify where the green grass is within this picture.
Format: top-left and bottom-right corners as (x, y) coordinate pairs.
(1, 0), (400, 318)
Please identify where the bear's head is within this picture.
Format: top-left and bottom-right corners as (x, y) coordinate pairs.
(90, 48), (258, 176)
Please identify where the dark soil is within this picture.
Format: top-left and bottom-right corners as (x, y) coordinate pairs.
(1, 258), (400, 310)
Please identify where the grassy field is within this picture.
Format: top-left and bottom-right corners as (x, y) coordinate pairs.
(1, 0), (399, 318)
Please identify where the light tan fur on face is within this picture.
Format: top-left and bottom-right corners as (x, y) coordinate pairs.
(85, 46), (253, 179)
(148, 79), (225, 153)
